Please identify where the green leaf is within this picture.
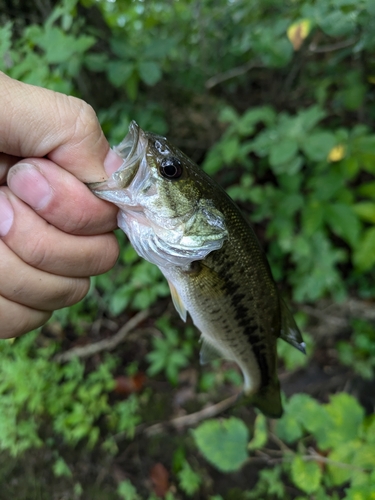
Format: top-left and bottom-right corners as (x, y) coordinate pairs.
(193, 418), (249, 472)
(325, 203), (361, 248)
(275, 409), (304, 444)
(238, 106), (276, 135)
(319, 393), (364, 450)
(302, 131), (336, 161)
(222, 137), (240, 164)
(354, 443), (375, 469)
(138, 61), (162, 86)
(291, 455), (322, 494)
(53, 457), (72, 478)
(353, 202), (375, 224)
(354, 227), (375, 271)
(248, 413), (268, 451)
(302, 201), (325, 236)
(327, 440), (362, 486)
(107, 60), (135, 87)
(269, 138), (299, 167)
(177, 461), (201, 496)
(117, 480), (140, 500)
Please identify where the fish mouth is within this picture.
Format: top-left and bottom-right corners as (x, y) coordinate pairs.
(88, 121), (147, 192)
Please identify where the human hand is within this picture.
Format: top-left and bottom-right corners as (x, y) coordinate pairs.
(0, 72), (122, 338)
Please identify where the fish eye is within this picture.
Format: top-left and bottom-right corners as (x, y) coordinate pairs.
(159, 157), (183, 180)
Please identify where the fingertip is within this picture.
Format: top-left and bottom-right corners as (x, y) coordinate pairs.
(104, 148), (123, 176)
(0, 296), (52, 338)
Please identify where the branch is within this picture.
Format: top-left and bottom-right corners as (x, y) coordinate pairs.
(205, 61), (262, 89)
(309, 38), (357, 53)
(140, 394), (238, 437)
(54, 309), (149, 363)
(303, 447), (368, 472)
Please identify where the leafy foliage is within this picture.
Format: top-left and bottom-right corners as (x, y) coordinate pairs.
(1, 0), (375, 497)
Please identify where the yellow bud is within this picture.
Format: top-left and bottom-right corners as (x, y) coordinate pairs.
(328, 145), (345, 162)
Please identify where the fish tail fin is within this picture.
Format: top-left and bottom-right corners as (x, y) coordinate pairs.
(243, 379), (283, 419)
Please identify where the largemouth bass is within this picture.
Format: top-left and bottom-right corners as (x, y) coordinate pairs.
(89, 121), (304, 418)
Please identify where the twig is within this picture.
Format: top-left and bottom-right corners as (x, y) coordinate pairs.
(140, 394), (238, 437)
(269, 432), (294, 454)
(309, 38), (357, 53)
(54, 309), (149, 363)
(205, 61), (263, 89)
(303, 447), (368, 472)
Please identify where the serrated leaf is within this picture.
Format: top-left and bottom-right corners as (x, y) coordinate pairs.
(193, 418), (249, 472)
(291, 455), (322, 494)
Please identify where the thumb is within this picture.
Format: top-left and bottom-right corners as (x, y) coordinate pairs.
(0, 72), (122, 183)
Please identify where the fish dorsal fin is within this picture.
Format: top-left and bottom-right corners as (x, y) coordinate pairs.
(280, 298), (306, 354)
(199, 338), (223, 365)
(168, 281), (187, 322)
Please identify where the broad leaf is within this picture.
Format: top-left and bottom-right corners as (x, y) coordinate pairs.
(291, 455), (322, 494)
(193, 418), (249, 472)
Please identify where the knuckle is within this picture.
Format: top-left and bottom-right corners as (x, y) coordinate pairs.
(25, 232), (50, 269)
(67, 97), (101, 145)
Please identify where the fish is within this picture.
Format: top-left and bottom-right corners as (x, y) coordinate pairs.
(88, 121), (304, 418)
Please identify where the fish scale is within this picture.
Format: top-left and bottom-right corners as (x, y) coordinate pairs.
(89, 121), (305, 418)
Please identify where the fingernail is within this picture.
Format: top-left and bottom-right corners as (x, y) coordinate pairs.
(104, 148), (123, 176)
(0, 192), (14, 237)
(8, 163), (52, 210)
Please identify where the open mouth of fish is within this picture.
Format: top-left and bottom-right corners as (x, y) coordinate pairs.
(88, 121), (148, 196)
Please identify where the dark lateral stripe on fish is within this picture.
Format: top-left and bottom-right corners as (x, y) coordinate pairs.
(219, 268), (271, 389)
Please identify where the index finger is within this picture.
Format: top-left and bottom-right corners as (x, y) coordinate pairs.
(0, 72), (122, 183)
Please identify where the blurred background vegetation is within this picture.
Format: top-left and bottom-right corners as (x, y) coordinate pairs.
(1, 0), (375, 498)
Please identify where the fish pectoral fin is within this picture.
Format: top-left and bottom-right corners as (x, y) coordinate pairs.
(199, 338), (223, 365)
(168, 281), (187, 322)
(279, 298), (306, 354)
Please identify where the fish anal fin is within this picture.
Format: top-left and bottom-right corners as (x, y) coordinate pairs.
(168, 281), (187, 322)
(199, 338), (223, 365)
(279, 298), (306, 354)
